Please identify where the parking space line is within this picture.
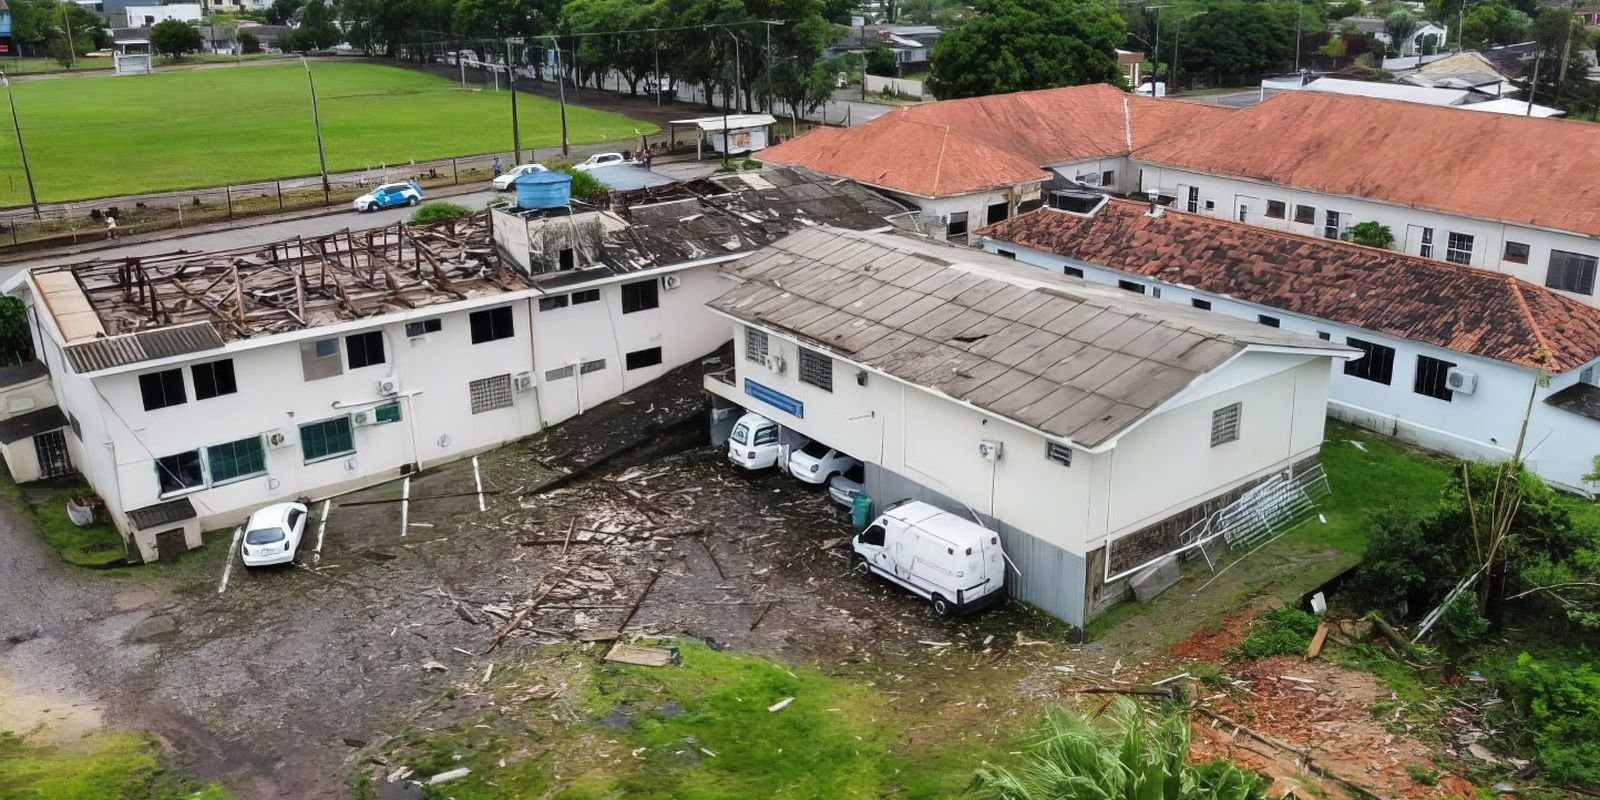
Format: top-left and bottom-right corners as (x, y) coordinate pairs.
(313, 500), (330, 564)
(399, 475), (411, 537)
(472, 456), (485, 512)
(217, 527), (242, 594)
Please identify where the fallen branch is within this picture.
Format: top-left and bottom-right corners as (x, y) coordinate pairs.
(482, 568), (575, 655)
(1074, 686), (1174, 698)
(749, 601), (774, 631)
(1193, 707), (1383, 800)
(341, 490), (500, 507)
(618, 568), (663, 633)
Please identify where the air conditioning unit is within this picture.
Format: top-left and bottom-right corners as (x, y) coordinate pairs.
(1446, 368), (1478, 395)
(762, 354), (786, 374)
(977, 439), (1003, 461)
(265, 430), (292, 449)
(377, 377), (401, 396)
(662, 274), (683, 291)
(352, 409), (379, 427)
(513, 372), (535, 393)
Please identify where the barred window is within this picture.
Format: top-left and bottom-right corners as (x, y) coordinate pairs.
(744, 326), (769, 363)
(405, 318), (442, 337)
(544, 365), (574, 381)
(1414, 355), (1456, 402)
(1343, 337), (1396, 385)
(1045, 442), (1072, 466)
(1210, 403), (1241, 447)
(208, 436), (266, 483)
(1446, 232), (1474, 265)
(625, 347), (663, 370)
(580, 358), (606, 374)
(798, 347), (832, 392)
(469, 374), (514, 414)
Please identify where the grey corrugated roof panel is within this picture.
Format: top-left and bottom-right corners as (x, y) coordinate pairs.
(63, 323), (226, 374)
(0, 405), (68, 445)
(0, 361), (49, 389)
(126, 496), (197, 530)
(711, 227), (1346, 448)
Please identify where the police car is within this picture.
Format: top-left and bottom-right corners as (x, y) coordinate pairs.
(353, 181), (424, 213)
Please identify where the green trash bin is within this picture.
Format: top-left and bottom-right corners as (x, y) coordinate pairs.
(850, 492), (874, 531)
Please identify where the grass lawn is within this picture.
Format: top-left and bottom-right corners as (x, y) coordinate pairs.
(0, 62), (658, 205)
(0, 730), (231, 800)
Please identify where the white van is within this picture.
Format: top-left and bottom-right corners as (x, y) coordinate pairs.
(853, 501), (1007, 616)
(727, 412), (809, 470)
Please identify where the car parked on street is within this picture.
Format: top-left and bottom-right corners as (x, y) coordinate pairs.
(827, 463), (865, 508)
(853, 501), (1006, 617)
(727, 411), (808, 471)
(240, 502), (310, 568)
(353, 181), (423, 213)
(787, 440), (860, 485)
(572, 152), (636, 172)
(492, 163), (549, 191)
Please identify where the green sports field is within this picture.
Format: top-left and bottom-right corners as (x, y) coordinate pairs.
(0, 62), (657, 206)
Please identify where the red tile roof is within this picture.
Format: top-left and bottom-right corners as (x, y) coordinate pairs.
(979, 199), (1600, 372)
(758, 84), (1231, 197)
(1135, 91), (1600, 237)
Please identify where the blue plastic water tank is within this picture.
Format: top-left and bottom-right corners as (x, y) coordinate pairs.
(513, 171), (572, 210)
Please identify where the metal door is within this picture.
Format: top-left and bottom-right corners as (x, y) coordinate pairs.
(33, 430), (71, 479)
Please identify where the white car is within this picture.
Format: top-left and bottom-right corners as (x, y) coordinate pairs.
(727, 412), (808, 470)
(352, 181), (423, 213)
(827, 463), (866, 507)
(240, 502), (309, 568)
(787, 441), (860, 485)
(492, 163), (549, 191)
(572, 152), (636, 172)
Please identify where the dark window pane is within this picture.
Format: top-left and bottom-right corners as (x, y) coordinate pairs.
(207, 436), (265, 483)
(156, 450), (204, 494)
(620, 280), (659, 314)
(1343, 337), (1396, 385)
(346, 331), (386, 369)
(405, 318), (442, 337)
(1191, 298), (1212, 310)
(300, 417), (355, 462)
(1414, 355), (1456, 401)
(625, 347), (663, 370)
(538, 295), (569, 311)
(1547, 250), (1598, 295)
(192, 359), (237, 401)
(1258, 315), (1280, 328)
(571, 289), (600, 304)
(470, 306), (515, 343)
(1117, 280), (1145, 294)
(140, 369), (186, 411)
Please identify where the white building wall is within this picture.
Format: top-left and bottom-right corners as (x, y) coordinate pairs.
(898, 183), (1045, 242)
(1135, 164), (1600, 307)
(1050, 156), (1134, 195)
(983, 237), (1600, 491)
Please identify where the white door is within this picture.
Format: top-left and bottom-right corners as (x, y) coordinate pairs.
(1404, 224), (1436, 259)
(1235, 195), (1261, 223)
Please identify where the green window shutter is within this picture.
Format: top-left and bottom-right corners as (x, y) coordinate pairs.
(375, 402), (402, 424)
(208, 436), (265, 482)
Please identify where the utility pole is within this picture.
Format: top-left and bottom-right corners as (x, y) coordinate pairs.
(1294, 12), (1302, 74)
(723, 30), (742, 113)
(61, 4), (77, 69)
(550, 36), (569, 156)
(1144, 5), (1170, 89)
(301, 56), (331, 206)
(1458, 4), (1465, 53)
(653, 29), (661, 107)
(762, 20), (781, 115)
(1, 72), (40, 219)
(1526, 49), (1543, 115)
(506, 38), (521, 163)
(1556, 7), (1576, 93)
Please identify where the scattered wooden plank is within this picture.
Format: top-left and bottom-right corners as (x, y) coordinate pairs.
(604, 643), (676, 667)
(1306, 621), (1331, 659)
(1074, 686), (1174, 698)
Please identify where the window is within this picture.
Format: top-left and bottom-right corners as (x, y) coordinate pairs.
(345, 331), (385, 369)
(571, 289), (600, 305)
(545, 365), (574, 381)
(302, 338), (342, 381)
(1343, 337), (1396, 385)
(986, 202), (1009, 226)
(1414, 355), (1456, 401)
(1419, 227), (1434, 259)
(620, 279), (659, 314)
(139, 369), (186, 411)
(1504, 241), (1530, 264)
(155, 450), (204, 494)
(946, 211), (969, 239)
(69, 412), (82, 440)
(1151, 286), (1162, 299)
(538, 295), (569, 311)
(469, 374), (514, 413)
(207, 436), (265, 484)
(752, 426), (778, 446)
(1265, 200), (1286, 220)
(860, 523), (886, 547)
(192, 359), (237, 401)
(1117, 279), (1145, 294)
(1185, 186), (1199, 213)
(1323, 210), (1342, 240)
(469, 306), (514, 343)
(1191, 298), (1212, 311)
(1045, 441), (1072, 466)
(1317, 331), (1331, 341)
(1293, 204), (1315, 225)
(580, 358), (606, 374)
(1101, 170), (1115, 187)
(1258, 314), (1280, 328)
(558, 248), (575, 270)
(300, 416), (355, 462)
(745, 326), (770, 363)
(405, 318), (442, 337)
(1546, 250), (1599, 295)
(374, 402), (403, 424)
(1446, 232), (1474, 265)
(799, 348), (832, 392)
(1210, 403), (1241, 447)
(625, 347), (663, 370)
(1063, 266), (1084, 278)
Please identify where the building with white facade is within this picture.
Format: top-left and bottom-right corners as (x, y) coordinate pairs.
(702, 226), (1352, 625)
(112, 3), (201, 28)
(978, 198), (1600, 493)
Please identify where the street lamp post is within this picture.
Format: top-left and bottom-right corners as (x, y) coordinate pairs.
(0, 72), (40, 219)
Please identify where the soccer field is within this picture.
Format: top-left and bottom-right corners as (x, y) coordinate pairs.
(0, 62), (658, 206)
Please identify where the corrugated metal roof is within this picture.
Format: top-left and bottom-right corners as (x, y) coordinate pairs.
(126, 496), (197, 530)
(63, 323), (226, 374)
(0, 405), (67, 445)
(711, 227), (1342, 448)
(0, 360), (48, 389)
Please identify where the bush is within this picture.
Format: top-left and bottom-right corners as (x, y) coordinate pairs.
(1346, 508), (1465, 619)
(150, 19), (204, 59)
(1347, 221), (1395, 249)
(1234, 608), (1320, 659)
(559, 167), (608, 203)
(238, 31), (261, 54)
(1506, 653), (1600, 786)
(410, 202), (471, 225)
(1431, 593), (1488, 663)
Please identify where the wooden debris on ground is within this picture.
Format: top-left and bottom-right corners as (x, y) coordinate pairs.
(605, 642), (678, 667)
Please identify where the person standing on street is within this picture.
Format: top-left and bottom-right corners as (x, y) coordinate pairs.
(105, 216), (118, 240)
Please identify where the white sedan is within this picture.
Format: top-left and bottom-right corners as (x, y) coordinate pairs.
(492, 163), (549, 191)
(572, 152), (637, 172)
(787, 441), (861, 486)
(240, 502), (309, 568)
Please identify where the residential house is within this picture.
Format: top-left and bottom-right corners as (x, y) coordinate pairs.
(111, 3), (202, 28)
(702, 226), (1352, 625)
(1132, 91), (1600, 307)
(1343, 17), (1449, 57)
(1259, 75), (1562, 116)
(202, 0), (271, 12)
(7, 168), (906, 562)
(830, 25), (942, 69)
(1399, 50), (1516, 94)
(1117, 49), (1146, 90)
(757, 83), (1231, 243)
(977, 198), (1600, 492)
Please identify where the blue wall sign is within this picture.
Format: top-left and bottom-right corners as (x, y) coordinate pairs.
(744, 378), (803, 418)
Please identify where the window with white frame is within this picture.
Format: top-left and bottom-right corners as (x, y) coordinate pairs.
(1210, 403), (1241, 447)
(745, 326), (770, 363)
(1446, 232), (1474, 265)
(798, 347), (832, 392)
(469, 374), (514, 414)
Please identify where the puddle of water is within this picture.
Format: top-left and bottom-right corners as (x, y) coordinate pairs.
(0, 671), (104, 744)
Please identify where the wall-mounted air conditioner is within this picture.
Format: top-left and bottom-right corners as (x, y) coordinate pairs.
(1446, 368), (1478, 395)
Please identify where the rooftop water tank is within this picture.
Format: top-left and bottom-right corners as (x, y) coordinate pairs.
(514, 171), (572, 210)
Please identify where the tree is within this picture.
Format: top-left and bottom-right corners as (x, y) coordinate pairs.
(0, 298), (35, 367)
(1384, 11), (1417, 56)
(863, 42), (899, 77)
(1348, 221), (1394, 248)
(238, 30), (262, 53)
(1529, 9), (1600, 117)
(968, 699), (1267, 800)
(1460, 0), (1530, 49)
(268, 0), (304, 25)
(926, 0), (1125, 100)
(151, 19), (205, 59)
(1165, 1), (1299, 88)
(294, 0), (342, 51)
